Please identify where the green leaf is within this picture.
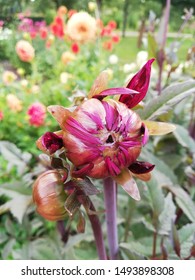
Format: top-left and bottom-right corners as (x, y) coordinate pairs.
(147, 33), (158, 58)
(179, 224), (195, 259)
(158, 193), (176, 235)
(120, 237), (161, 257)
(0, 195), (32, 223)
(13, 238), (64, 260)
(0, 182), (32, 223)
(120, 243), (147, 260)
(165, 186), (195, 222)
(138, 80), (195, 120)
(1, 238), (16, 259)
(0, 182), (32, 196)
(0, 141), (32, 175)
(173, 125), (195, 153)
(145, 176), (165, 219)
(166, 223), (195, 259)
(141, 149), (178, 185)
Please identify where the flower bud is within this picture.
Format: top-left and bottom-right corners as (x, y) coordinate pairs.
(33, 170), (68, 221)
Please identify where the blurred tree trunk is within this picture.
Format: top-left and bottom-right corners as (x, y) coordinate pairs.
(137, 19), (146, 48)
(96, 0), (102, 17)
(122, 0), (130, 37)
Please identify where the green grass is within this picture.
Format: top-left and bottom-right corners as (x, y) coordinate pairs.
(113, 36), (194, 63)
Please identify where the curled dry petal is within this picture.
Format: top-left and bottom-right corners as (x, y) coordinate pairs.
(114, 168), (140, 200)
(119, 58), (155, 108)
(133, 172), (152, 182)
(92, 87), (138, 100)
(129, 161), (155, 174)
(47, 105), (71, 129)
(33, 170), (68, 221)
(142, 120), (176, 135)
(88, 71), (109, 98)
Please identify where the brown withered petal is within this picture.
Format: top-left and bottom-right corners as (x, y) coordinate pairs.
(114, 168), (140, 200)
(88, 70), (109, 98)
(65, 177), (100, 196)
(47, 105), (71, 129)
(77, 210), (86, 233)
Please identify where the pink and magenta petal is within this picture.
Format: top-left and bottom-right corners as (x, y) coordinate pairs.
(93, 87), (138, 100)
(42, 132), (64, 154)
(119, 58), (155, 108)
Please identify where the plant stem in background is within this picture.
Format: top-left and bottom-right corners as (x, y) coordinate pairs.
(57, 221), (70, 243)
(87, 199), (107, 260)
(189, 95), (195, 140)
(103, 177), (118, 260)
(157, 0), (171, 95)
(152, 231), (157, 259)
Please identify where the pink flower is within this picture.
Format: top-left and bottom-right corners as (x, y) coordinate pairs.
(61, 98), (145, 179)
(37, 60), (176, 200)
(119, 59), (155, 108)
(40, 28), (48, 39)
(0, 110), (3, 121)
(71, 42), (80, 54)
(15, 40), (35, 62)
(0, 20), (4, 27)
(108, 20), (117, 29)
(112, 34), (120, 43)
(27, 102), (46, 127)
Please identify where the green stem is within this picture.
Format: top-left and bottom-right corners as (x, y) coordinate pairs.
(123, 199), (135, 242)
(103, 177), (118, 260)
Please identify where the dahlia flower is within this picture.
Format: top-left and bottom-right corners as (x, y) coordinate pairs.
(15, 40), (35, 62)
(27, 102), (46, 127)
(61, 51), (76, 65)
(2, 71), (17, 85)
(6, 94), (22, 112)
(0, 110), (3, 121)
(66, 12), (97, 43)
(36, 59), (175, 200)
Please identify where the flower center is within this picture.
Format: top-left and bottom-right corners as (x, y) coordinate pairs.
(106, 134), (114, 144)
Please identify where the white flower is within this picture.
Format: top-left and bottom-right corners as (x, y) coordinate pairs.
(136, 51), (148, 67)
(123, 63), (137, 73)
(109, 54), (119, 65)
(20, 79), (28, 87)
(31, 85), (40, 94)
(60, 72), (72, 84)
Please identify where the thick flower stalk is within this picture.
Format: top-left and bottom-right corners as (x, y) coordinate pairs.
(34, 59), (175, 259)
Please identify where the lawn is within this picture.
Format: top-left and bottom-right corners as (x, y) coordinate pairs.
(114, 35), (193, 63)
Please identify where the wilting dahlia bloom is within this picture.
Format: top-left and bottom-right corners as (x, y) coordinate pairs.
(27, 102), (46, 127)
(15, 40), (35, 62)
(66, 11), (97, 43)
(36, 59), (175, 201)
